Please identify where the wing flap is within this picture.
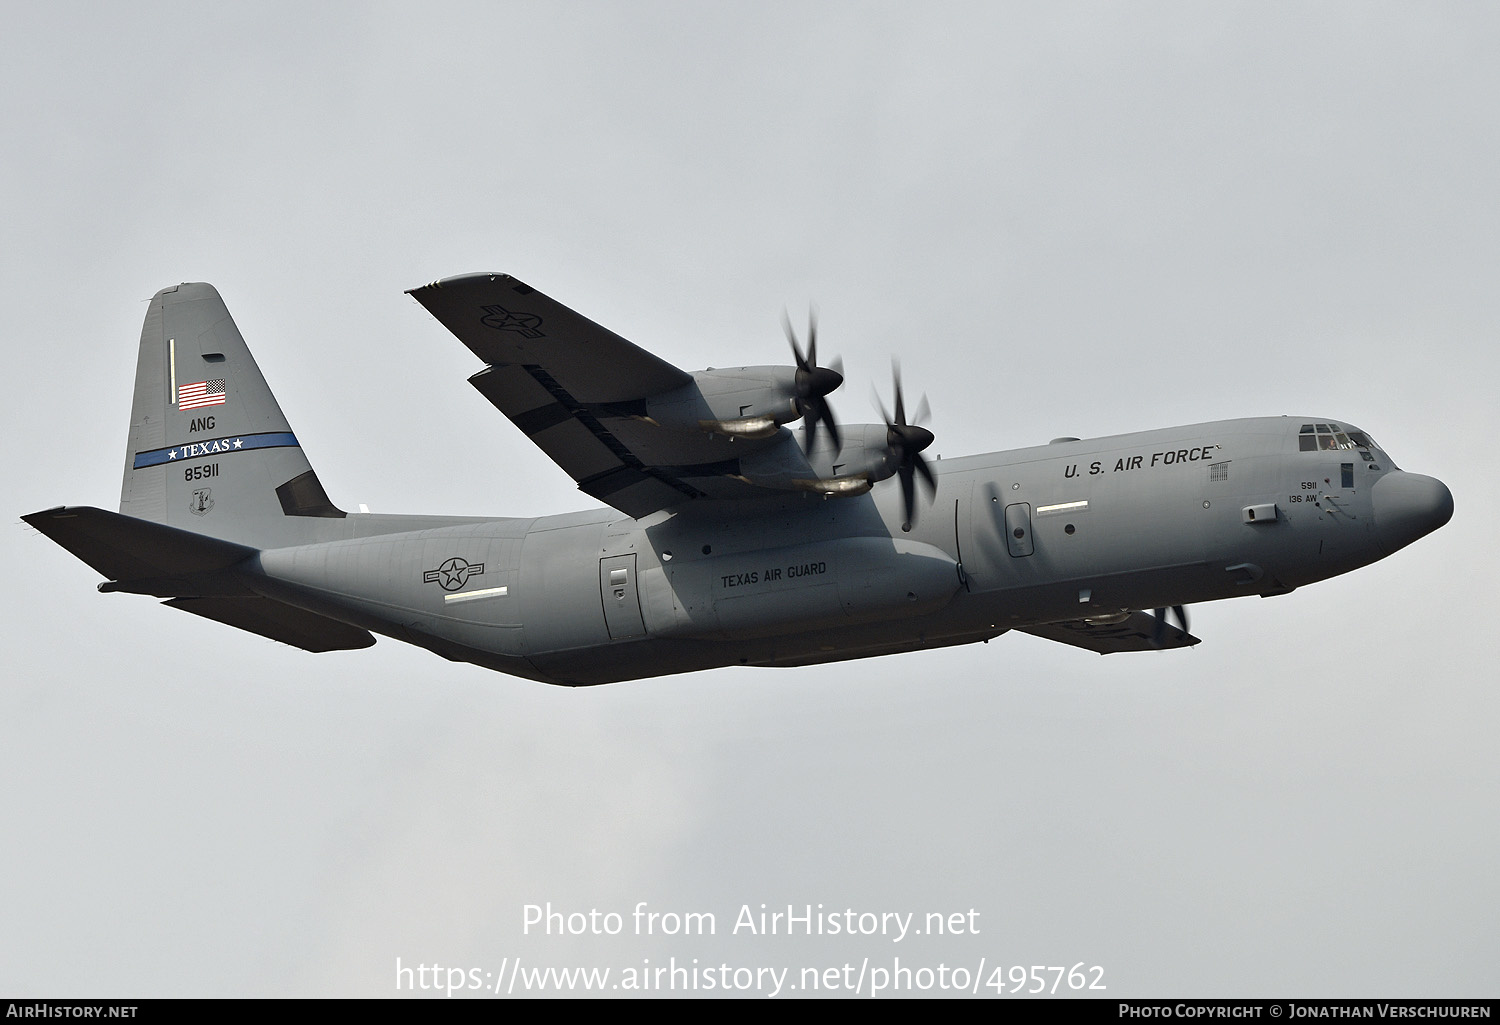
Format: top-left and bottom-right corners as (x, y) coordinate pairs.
(468, 363), (716, 518)
(531, 416), (626, 481)
(577, 466), (692, 517)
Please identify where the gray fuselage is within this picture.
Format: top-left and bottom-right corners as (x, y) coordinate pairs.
(246, 415), (1450, 685)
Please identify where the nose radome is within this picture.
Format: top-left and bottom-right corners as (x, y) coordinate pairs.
(1372, 471), (1454, 554)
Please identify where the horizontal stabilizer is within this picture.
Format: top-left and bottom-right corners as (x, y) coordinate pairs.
(1020, 611), (1200, 654)
(164, 597), (375, 652)
(22, 505), (256, 593)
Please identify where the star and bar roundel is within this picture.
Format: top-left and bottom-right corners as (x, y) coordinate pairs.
(424, 556), (485, 592)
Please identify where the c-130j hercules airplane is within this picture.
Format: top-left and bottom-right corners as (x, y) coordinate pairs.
(25, 274), (1453, 685)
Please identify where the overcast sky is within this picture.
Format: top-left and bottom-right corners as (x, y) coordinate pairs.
(3, 1), (1495, 998)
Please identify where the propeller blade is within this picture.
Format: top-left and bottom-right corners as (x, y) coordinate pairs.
(880, 363), (937, 530)
(804, 404), (823, 452)
(912, 392), (931, 427)
(820, 403), (842, 454)
(782, 311), (808, 370)
(914, 451), (936, 495)
(783, 308), (844, 453)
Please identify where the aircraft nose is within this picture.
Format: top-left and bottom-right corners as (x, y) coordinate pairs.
(1371, 471), (1453, 555)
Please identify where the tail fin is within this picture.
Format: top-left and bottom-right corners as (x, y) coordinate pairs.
(120, 283), (343, 547)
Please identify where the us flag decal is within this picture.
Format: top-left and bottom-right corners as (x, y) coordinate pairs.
(178, 379), (227, 410)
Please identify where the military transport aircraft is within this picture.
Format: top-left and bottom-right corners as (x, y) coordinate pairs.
(24, 275), (1453, 685)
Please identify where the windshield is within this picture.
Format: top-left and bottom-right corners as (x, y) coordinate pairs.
(1298, 423), (1396, 469)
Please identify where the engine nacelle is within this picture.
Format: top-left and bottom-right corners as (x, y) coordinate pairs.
(643, 366), (801, 438)
(730, 423), (902, 494)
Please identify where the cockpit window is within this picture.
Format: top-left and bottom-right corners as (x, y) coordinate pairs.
(1299, 422), (1369, 454)
(1347, 431), (1377, 461)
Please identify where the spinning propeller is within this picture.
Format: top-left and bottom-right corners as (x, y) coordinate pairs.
(784, 310), (844, 454)
(875, 364), (936, 531)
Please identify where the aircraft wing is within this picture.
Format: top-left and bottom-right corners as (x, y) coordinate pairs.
(409, 273), (777, 518)
(1019, 612), (1200, 654)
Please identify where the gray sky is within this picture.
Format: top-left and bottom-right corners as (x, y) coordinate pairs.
(3, 1), (1495, 998)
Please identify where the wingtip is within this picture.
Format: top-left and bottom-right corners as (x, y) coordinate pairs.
(22, 505), (73, 525)
(406, 272), (513, 296)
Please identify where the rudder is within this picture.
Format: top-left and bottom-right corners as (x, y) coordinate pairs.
(120, 283), (344, 548)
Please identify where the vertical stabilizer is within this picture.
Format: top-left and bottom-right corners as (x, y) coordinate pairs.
(120, 283), (343, 548)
